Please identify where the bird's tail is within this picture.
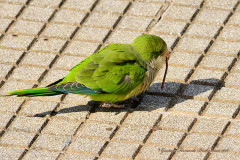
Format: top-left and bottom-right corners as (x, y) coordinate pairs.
(4, 87), (61, 97)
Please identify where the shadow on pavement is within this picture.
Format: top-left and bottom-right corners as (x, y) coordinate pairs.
(34, 78), (222, 117)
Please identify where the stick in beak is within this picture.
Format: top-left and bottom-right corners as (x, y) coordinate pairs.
(161, 51), (170, 89)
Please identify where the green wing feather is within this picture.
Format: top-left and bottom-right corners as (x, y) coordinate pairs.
(5, 43), (146, 98)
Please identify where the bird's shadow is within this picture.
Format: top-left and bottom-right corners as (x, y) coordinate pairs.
(34, 78), (223, 117)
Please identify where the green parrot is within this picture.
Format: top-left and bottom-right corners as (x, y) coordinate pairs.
(5, 34), (170, 106)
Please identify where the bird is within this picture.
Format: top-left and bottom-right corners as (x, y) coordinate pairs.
(4, 34), (170, 107)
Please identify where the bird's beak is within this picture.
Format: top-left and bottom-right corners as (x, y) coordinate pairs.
(161, 51), (171, 89)
(165, 51), (171, 59)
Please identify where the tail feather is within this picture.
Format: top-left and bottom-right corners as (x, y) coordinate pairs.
(5, 87), (61, 97)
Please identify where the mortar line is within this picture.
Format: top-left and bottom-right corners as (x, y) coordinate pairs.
(0, 0), (34, 141)
(168, 1), (240, 159)
(153, 0), (210, 159)
(0, 0), (77, 159)
(115, 1), (199, 159)
(20, 0), (110, 159)
(83, 1), (137, 159)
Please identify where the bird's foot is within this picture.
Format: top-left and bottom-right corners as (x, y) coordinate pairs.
(100, 102), (125, 108)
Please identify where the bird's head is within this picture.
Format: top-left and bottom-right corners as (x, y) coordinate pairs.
(132, 34), (170, 62)
(132, 34), (171, 89)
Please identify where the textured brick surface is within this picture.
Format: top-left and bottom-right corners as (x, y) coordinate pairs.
(0, 0), (240, 159)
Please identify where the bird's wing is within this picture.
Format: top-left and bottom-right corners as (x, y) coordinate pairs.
(48, 44), (147, 95)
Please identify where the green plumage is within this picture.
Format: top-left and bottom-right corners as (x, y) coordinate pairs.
(5, 34), (168, 103)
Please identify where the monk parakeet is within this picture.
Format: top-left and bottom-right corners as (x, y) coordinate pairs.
(5, 34), (170, 106)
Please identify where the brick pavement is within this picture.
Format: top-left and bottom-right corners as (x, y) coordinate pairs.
(0, 0), (240, 159)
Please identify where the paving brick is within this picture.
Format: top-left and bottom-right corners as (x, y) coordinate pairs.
(52, 9), (86, 25)
(0, 34), (34, 50)
(0, 48), (23, 64)
(107, 30), (142, 44)
(229, 11), (240, 25)
(4, 0), (28, 3)
(0, 18), (12, 33)
(183, 83), (215, 100)
(169, 98), (205, 115)
(225, 72), (240, 88)
(0, 3), (23, 18)
(215, 137), (240, 152)
(74, 27), (110, 42)
(181, 133), (218, 150)
(41, 69), (68, 85)
(0, 79), (34, 95)
(11, 66), (45, 82)
(191, 68), (225, 85)
(209, 153), (240, 160)
(62, 94), (91, 105)
(172, 152), (207, 160)
(62, 0), (96, 11)
(90, 109), (127, 124)
(128, 2), (162, 17)
(30, 0), (62, 8)
(233, 61), (240, 72)
(219, 26), (240, 41)
(31, 37), (66, 53)
(176, 37), (210, 53)
(153, 20), (187, 36)
(0, 112), (12, 129)
(148, 81), (181, 94)
(213, 87), (240, 103)
(195, 8), (230, 24)
(158, 114), (195, 132)
(186, 23), (221, 38)
(20, 6), (54, 22)
(163, 5), (197, 21)
(42, 23), (76, 39)
(53, 55), (84, 70)
(138, 95), (171, 111)
(125, 111), (160, 127)
(33, 134), (71, 150)
(10, 115), (46, 133)
(168, 52), (202, 67)
(102, 141), (139, 158)
(20, 99), (58, 116)
(60, 153), (96, 160)
(225, 121), (240, 137)
(118, 16), (152, 31)
(55, 103), (91, 121)
(21, 52), (56, 68)
(69, 137), (106, 154)
(23, 149), (60, 160)
(0, 64), (13, 80)
(42, 118), (80, 135)
(205, 0), (238, 10)
(209, 40), (240, 56)
(0, 146), (24, 160)
(99, 157), (127, 160)
(173, 0), (203, 7)
(204, 101), (239, 118)
(137, 145), (172, 160)
(94, 0), (130, 14)
(63, 40), (99, 56)
(191, 118), (228, 135)
(78, 122), (117, 138)
(0, 96), (24, 113)
(114, 126), (150, 142)
(153, 33), (178, 48)
(84, 13), (120, 29)
(148, 129), (184, 147)
(158, 65), (192, 82)
(9, 20), (44, 36)
(0, 130), (35, 147)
